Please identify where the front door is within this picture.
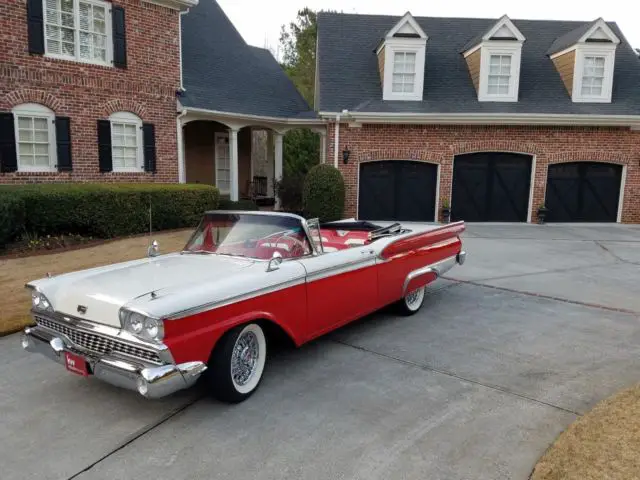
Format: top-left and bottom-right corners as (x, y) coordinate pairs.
(301, 247), (378, 340)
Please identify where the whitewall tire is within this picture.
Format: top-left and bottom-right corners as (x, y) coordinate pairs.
(207, 323), (267, 403)
(398, 287), (426, 316)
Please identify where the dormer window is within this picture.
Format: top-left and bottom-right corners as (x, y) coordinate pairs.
(548, 18), (620, 103)
(376, 12), (427, 101)
(392, 52), (417, 93)
(462, 15), (525, 103)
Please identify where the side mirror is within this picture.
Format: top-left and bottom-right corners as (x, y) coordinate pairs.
(148, 240), (159, 257)
(266, 251), (283, 272)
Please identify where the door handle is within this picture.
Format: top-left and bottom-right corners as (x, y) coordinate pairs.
(361, 249), (375, 255)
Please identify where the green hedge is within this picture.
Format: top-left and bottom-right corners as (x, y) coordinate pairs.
(0, 184), (219, 247)
(217, 198), (259, 211)
(302, 164), (345, 222)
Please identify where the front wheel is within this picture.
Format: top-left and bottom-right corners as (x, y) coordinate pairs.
(397, 287), (426, 316)
(205, 323), (267, 403)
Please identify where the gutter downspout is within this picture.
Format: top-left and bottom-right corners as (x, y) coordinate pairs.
(178, 11), (187, 92)
(333, 109), (348, 168)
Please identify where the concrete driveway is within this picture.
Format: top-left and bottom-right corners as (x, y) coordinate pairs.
(2, 224), (639, 480)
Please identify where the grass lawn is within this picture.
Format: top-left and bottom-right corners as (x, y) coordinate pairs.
(0, 229), (192, 336)
(531, 384), (640, 480)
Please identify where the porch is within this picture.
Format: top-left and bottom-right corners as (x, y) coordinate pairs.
(178, 110), (326, 206)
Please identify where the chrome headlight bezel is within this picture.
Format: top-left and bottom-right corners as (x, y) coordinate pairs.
(119, 308), (164, 343)
(31, 291), (54, 313)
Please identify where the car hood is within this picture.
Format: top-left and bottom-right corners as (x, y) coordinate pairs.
(32, 254), (255, 327)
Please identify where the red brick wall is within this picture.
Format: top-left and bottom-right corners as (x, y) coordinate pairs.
(0, 0), (181, 183)
(326, 123), (640, 223)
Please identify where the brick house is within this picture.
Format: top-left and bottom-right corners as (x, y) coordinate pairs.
(316, 12), (640, 223)
(0, 0), (320, 205)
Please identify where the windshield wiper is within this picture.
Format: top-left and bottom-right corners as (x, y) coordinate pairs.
(216, 252), (248, 258)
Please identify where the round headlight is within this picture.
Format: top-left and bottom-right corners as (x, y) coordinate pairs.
(144, 317), (160, 340)
(32, 293), (41, 308)
(31, 292), (53, 312)
(128, 313), (145, 334)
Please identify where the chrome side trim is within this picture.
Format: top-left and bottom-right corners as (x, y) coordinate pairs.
(402, 255), (458, 296)
(163, 277), (306, 321)
(305, 256), (376, 283)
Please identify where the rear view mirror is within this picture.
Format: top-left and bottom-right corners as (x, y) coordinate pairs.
(266, 251), (283, 272)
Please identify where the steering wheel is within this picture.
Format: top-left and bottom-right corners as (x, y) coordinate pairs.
(271, 233), (308, 258)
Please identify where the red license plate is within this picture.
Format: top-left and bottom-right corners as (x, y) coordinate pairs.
(64, 352), (89, 377)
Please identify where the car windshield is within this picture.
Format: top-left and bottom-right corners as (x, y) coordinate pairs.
(183, 212), (313, 260)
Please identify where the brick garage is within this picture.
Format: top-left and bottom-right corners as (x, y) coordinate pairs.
(0, 0), (181, 184)
(327, 123), (640, 223)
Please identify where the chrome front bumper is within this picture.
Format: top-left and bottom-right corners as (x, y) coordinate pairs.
(21, 326), (206, 399)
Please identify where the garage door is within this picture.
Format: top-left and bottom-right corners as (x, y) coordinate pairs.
(358, 161), (437, 221)
(452, 153), (532, 222)
(545, 162), (622, 222)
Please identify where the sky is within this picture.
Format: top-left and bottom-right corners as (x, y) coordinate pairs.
(216, 0), (640, 58)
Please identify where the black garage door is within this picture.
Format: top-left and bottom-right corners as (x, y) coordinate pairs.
(546, 162), (622, 222)
(358, 161), (437, 221)
(452, 152), (532, 222)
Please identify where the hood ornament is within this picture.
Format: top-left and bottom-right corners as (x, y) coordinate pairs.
(77, 305), (88, 314)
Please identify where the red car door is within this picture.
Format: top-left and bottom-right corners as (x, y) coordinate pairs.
(300, 246), (379, 341)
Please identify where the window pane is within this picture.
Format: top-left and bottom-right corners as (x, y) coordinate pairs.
(18, 117), (32, 129)
(125, 135), (137, 147)
(79, 3), (90, 30)
(35, 144), (49, 155)
(47, 39), (61, 54)
(112, 124), (123, 135)
(62, 41), (74, 56)
(61, 12), (74, 27)
(34, 155), (50, 166)
(19, 130), (33, 142)
(61, 0), (73, 12)
(20, 155), (34, 166)
(19, 144), (34, 155)
(124, 124), (137, 135)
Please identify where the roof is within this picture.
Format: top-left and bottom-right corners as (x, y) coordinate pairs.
(546, 19), (598, 55)
(180, 0), (315, 119)
(317, 12), (640, 116)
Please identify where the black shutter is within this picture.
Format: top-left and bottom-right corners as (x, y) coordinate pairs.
(143, 123), (156, 173)
(0, 113), (18, 173)
(97, 120), (112, 172)
(55, 117), (72, 171)
(112, 7), (127, 68)
(27, 0), (45, 55)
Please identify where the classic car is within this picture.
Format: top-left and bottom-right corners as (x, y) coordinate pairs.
(22, 211), (466, 403)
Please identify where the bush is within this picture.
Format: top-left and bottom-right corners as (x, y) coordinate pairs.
(302, 164), (345, 222)
(275, 172), (305, 212)
(0, 195), (26, 247)
(0, 183), (219, 247)
(217, 198), (259, 211)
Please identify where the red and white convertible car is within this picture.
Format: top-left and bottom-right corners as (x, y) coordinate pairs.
(22, 211), (466, 403)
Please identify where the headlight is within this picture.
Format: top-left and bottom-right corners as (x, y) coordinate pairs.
(120, 308), (164, 343)
(31, 291), (53, 312)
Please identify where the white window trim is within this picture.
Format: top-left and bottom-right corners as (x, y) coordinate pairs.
(382, 38), (427, 101)
(571, 45), (616, 103)
(109, 111), (143, 173)
(12, 103), (57, 173)
(43, 0), (113, 67)
(477, 42), (522, 102)
(214, 132), (230, 194)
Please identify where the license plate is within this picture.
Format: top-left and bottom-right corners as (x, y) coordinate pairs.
(64, 352), (89, 377)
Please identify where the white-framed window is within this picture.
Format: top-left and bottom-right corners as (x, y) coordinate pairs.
(215, 133), (230, 193)
(488, 54), (512, 95)
(477, 44), (522, 102)
(572, 48), (616, 103)
(392, 52), (416, 94)
(109, 112), (142, 172)
(581, 56), (606, 96)
(44, 0), (112, 66)
(12, 103), (57, 172)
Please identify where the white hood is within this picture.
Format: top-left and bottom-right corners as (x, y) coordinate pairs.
(31, 254), (254, 327)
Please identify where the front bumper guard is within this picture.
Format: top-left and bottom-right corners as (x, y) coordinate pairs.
(22, 326), (206, 399)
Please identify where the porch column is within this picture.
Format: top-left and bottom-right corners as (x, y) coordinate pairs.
(274, 132), (284, 209)
(177, 116), (186, 183)
(229, 128), (240, 201)
(319, 130), (327, 164)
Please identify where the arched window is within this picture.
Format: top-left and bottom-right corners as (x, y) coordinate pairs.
(109, 111), (142, 172)
(12, 103), (57, 172)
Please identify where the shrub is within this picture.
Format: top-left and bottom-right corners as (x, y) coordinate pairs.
(0, 195), (26, 247)
(275, 172), (304, 212)
(217, 198), (259, 211)
(302, 164), (345, 222)
(0, 183), (219, 247)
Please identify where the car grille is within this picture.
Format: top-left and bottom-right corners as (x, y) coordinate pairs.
(35, 316), (162, 364)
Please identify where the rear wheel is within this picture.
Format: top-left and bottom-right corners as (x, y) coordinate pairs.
(397, 287), (426, 316)
(205, 323), (267, 403)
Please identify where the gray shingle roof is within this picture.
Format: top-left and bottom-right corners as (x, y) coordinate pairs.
(317, 13), (640, 116)
(180, 0), (314, 119)
(546, 19), (598, 55)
